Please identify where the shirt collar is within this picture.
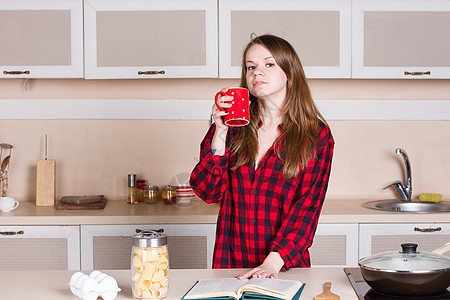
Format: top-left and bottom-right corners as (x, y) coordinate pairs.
(258, 119), (283, 131)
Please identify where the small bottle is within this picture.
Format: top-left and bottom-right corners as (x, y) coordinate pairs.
(128, 174), (138, 204)
(162, 186), (177, 205)
(144, 185), (160, 204)
(136, 179), (146, 203)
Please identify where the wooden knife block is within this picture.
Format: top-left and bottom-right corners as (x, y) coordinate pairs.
(36, 159), (56, 206)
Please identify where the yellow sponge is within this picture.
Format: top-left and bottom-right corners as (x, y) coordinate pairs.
(419, 193), (443, 203)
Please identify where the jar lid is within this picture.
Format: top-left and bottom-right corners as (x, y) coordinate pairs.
(145, 185), (159, 190)
(163, 185), (176, 191)
(132, 231), (167, 248)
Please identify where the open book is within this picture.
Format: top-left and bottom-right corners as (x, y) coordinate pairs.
(182, 278), (305, 300)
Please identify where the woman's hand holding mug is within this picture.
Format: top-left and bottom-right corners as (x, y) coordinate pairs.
(214, 87), (250, 127)
(212, 88), (231, 130)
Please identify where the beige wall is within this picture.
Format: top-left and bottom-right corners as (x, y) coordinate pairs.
(1, 78), (449, 201)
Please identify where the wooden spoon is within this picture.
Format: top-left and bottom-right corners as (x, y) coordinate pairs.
(314, 282), (340, 300)
(1, 155), (10, 172)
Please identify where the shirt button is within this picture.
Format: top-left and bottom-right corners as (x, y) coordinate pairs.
(252, 190), (257, 194)
(251, 219), (256, 223)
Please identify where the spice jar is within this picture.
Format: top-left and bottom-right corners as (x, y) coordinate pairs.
(137, 179), (147, 203)
(131, 231), (169, 299)
(161, 186), (177, 205)
(144, 185), (160, 204)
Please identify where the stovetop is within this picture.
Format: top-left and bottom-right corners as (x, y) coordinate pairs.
(344, 268), (450, 300)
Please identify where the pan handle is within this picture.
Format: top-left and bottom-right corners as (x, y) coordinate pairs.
(432, 242), (450, 255)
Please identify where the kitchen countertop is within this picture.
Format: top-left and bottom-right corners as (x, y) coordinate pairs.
(0, 267), (358, 300)
(0, 198), (449, 225)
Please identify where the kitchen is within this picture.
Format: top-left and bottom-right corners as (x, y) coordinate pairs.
(1, 0), (450, 299)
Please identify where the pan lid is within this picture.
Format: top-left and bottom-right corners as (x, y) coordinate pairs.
(358, 243), (450, 273)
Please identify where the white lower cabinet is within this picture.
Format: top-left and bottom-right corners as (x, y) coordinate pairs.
(0, 225), (80, 270)
(5, 222), (448, 271)
(80, 223), (359, 270)
(359, 223), (450, 259)
(80, 224), (216, 270)
(310, 223), (359, 267)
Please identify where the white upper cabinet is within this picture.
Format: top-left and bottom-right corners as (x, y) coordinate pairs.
(352, 0), (450, 79)
(84, 0), (218, 79)
(0, 0), (83, 78)
(1, 0), (448, 80)
(218, 0), (352, 78)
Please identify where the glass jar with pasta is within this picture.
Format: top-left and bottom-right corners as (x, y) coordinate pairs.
(131, 231), (169, 299)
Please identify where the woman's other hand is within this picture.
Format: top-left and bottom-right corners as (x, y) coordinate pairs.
(236, 252), (284, 279)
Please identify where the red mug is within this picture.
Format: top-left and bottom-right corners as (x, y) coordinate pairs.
(214, 87), (250, 127)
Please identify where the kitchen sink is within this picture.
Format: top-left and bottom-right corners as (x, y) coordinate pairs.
(362, 199), (450, 213)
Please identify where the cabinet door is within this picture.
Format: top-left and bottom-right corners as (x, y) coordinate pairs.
(310, 223), (359, 267)
(84, 0), (218, 79)
(0, 226), (80, 270)
(0, 0), (83, 78)
(81, 224), (216, 270)
(352, 0), (450, 78)
(359, 223), (450, 259)
(219, 0), (351, 78)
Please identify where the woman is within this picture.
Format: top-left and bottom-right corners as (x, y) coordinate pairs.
(190, 34), (334, 279)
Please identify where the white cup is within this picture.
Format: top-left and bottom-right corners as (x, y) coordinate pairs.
(0, 197), (19, 212)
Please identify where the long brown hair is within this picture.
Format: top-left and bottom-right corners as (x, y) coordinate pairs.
(231, 34), (328, 179)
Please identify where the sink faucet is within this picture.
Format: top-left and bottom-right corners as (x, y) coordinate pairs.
(384, 148), (412, 201)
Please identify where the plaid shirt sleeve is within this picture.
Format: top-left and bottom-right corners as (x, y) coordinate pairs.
(189, 124), (230, 203)
(270, 125), (334, 269)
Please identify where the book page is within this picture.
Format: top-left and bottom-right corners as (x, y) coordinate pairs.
(237, 278), (303, 299)
(183, 278), (249, 299)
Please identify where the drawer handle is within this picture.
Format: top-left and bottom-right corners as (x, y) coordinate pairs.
(414, 227), (441, 232)
(3, 70), (30, 75)
(135, 228), (164, 234)
(404, 71), (431, 76)
(0, 230), (24, 235)
(138, 70), (165, 75)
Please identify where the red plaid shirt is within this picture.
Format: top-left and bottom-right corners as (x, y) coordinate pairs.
(190, 121), (334, 269)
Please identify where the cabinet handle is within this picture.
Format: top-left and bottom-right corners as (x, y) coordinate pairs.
(0, 230), (24, 235)
(404, 71), (431, 76)
(135, 228), (164, 234)
(414, 227), (441, 232)
(138, 70), (165, 75)
(3, 70), (30, 75)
